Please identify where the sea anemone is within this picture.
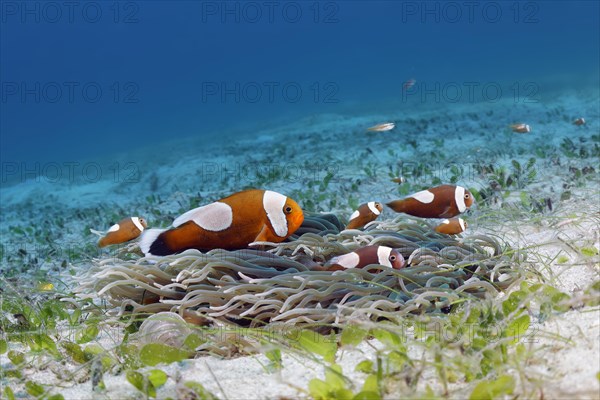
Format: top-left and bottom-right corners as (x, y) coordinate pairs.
(75, 214), (523, 329)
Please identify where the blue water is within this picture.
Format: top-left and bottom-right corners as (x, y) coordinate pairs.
(1, 1), (599, 169)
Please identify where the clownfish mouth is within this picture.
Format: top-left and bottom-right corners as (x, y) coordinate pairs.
(291, 212), (304, 233)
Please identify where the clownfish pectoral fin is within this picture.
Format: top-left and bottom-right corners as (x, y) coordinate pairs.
(139, 228), (168, 256)
(252, 224), (272, 244)
(439, 206), (453, 218)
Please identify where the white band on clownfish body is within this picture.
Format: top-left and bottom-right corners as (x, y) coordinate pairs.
(367, 202), (381, 215)
(455, 186), (466, 213)
(263, 190), (288, 237)
(108, 223), (120, 233)
(131, 217), (145, 232)
(173, 202), (233, 231)
(349, 210), (360, 221)
(411, 190), (435, 204)
(332, 252), (360, 269)
(377, 246), (393, 268)
(458, 218), (466, 231)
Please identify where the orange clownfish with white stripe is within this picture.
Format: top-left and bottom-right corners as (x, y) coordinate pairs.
(325, 245), (405, 271)
(434, 217), (467, 235)
(95, 217), (147, 247)
(139, 189), (304, 256)
(387, 184), (473, 218)
(346, 202), (383, 229)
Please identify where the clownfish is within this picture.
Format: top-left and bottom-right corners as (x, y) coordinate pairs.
(387, 185), (474, 218)
(325, 245), (405, 271)
(434, 217), (467, 235)
(139, 189), (304, 256)
(95, 217), (147, 247)
(573, 118), (586, 126)
(510, 123), (531, 133)
(346, 202), (383, 229)
(391, 176), (406, 184)
(367, 122), (395, 132)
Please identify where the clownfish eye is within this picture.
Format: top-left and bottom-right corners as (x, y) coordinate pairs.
(464, 193), (470, 199)
(284, 206), (293, 214)
(390, 255), (396, 261)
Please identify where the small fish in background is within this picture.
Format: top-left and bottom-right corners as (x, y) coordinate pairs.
(139, 189), (303, 256)
(391, 176), (406, 184)
(573, 117), (586, 126)
(435, 217), (467, 235)
(37, 282), (54, 291)
(93, 217), (147, 247)
(387, 184), (474, 218)
(346, 201), (383, 229)
(403, 78), (416, 90)
(367, 122), (395, 132)
(510, 123), (531, 133)
(325, 245), (405, 271)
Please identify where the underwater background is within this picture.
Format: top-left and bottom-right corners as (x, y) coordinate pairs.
(1, 2), (599, 399)
(1, 0), (599, 172)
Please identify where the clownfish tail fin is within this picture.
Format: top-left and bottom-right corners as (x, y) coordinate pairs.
(90, 228), (104, 237)
(139, 228), (168, 256)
